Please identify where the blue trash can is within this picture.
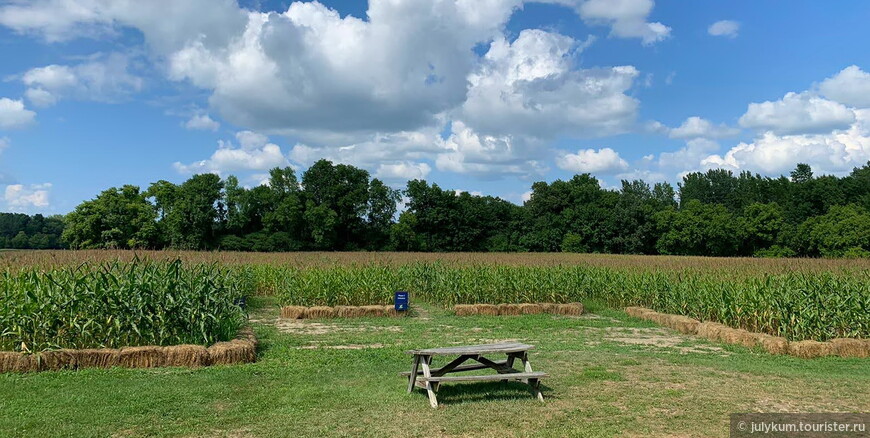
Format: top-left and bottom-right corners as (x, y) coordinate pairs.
(394, 291), (409, 311)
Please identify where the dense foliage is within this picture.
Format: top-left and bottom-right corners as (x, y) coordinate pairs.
(0, 260), (250, 351)
(25, 159), (870, 257)
(270, 262), (870, 341)
(0, 213), (64, 249)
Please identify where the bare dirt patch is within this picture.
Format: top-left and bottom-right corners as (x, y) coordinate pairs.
(270, 319), (402, 335)
(600, 327), (729, 355)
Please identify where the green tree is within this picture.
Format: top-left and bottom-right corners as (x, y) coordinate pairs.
(63, 185), (158, 249)
(655, 200), (740, 256)
(798, 204), (870, 257)
(162, 174), (224, 249)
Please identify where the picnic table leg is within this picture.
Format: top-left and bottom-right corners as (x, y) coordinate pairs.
(520, 352), (544, 401)
(407, 354), (421, 393)
(420, 355), (438, 408)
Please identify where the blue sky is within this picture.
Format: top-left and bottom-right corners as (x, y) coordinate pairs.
(1, 0), (869, 214)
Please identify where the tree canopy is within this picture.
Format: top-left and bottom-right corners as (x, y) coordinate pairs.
(8, 159), (870, 258)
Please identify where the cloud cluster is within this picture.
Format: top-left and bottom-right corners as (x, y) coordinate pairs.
(5, 183), (51, 210)
(708, 20), (739, 38)
(556, 147), (629, 174)
(0, 0), (670, 182)
(173, 130), (288, 175)
(0, 98), (36, 130)
(184, 114), (220, 131)
(22, 53), (143, 107)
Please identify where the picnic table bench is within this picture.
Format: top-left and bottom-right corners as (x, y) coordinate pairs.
(401, 342), (548, 408)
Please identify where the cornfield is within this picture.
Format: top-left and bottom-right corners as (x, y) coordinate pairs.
(3, 251), (869, 343)
(273, 263), (869, 341)
(0, 259), (250, 351)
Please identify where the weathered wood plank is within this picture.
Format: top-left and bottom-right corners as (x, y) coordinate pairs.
(399, 359), (509, 376)
(406, 354), (420, 394)
(419, 372), (548, 382)
(406, 342), (534, 356)
(420, 355), (438, 408)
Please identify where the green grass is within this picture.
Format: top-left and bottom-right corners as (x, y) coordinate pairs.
(0, 298), (868, 438)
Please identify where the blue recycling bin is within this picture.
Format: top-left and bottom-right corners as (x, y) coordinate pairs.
(394, 291), (409, 311)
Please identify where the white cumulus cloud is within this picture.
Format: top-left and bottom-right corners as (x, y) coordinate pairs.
(5, 183), (51, 210)
(656, 116), (740, 139)
(462, 29), (639, 140)
(739, 92), (855, 135)
(0, 98), (36, 129)
(708, 20), (739, 38)
(556, 147), (629, 174)
(22, 53), (143, 106)
(184, 114), (220, 131)
(173, 131), (288, 175)
(818, 65), (870, 108)
(375, 162), (432, 180)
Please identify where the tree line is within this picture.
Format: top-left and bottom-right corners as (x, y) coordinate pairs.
(5, 160), (870, 257)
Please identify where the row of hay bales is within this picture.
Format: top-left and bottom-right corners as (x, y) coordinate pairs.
(280, 305), (405, 319)
(625, 307), (869, 359)
(454, 302), (584, 316)
(0, 327), (257, 374)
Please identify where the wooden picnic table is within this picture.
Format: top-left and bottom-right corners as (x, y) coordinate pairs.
(401, 342), (548, 408)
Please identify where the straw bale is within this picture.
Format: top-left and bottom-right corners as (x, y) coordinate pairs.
(830, 338), (869, 358)
(163, 344), (210, 367)
(519, 303), (543, 315)
(360, 305), (385, 317)
(757, 335), (789, 355)
(454, 304), (477, 316)
(0, 352), (24, 373)
(335, 306), (365, 318)
(306, 306), (337, 319)
(789, 340), (834, 359)
(474, 304), (499, 316)
(497, 304), (522, 316)
(36, 349), (78, 371)
(118, 346), (164, 368)
(208, 340), (256, 365)
(696, 322), (728, 342)
(539, 303), (558, 314)
(555, 303), (584, 316)
(75, 349), (119, 369)
(280, 306), (306, 319)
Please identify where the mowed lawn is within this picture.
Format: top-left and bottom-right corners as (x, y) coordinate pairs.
(1, 299), (868, 438)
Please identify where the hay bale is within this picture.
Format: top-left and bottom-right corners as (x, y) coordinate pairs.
(381, 306), (401, 317)
(335, 306), (365, 318)
(555, 303), (584, 316)
(118, 346), (164, 368)
(789, 340), (834, 359)
(474, 304), (499, 316)
(235, 326), (258, 348)
(696, 322), (728, 342)
(497, 304), (522, 316)
(36, 349), (78, 371)
(163, 344), (210, 367)
(519, 303), (543, 315)
(539, 303), (558, 314)
(14, 354), (39, 372)
(718, 328), (761, 348)
(0, 351), (23, 373)
(669, 316), (701, 335)
(280, 306), (306, 319)
(831, 338), (869, 358)
(360, 305), (386, 317)
(647, 312), (670, 325)
(208, 340), (256, 365)
(306, 306), (337, 319)
(757, 334), (789, 355)
(75, 349), (119, 369)
(625, 307), (653, 318)
(454, 304), (478, 316)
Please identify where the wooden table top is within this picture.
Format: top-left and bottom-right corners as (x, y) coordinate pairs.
(406, 342), (534, 356)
